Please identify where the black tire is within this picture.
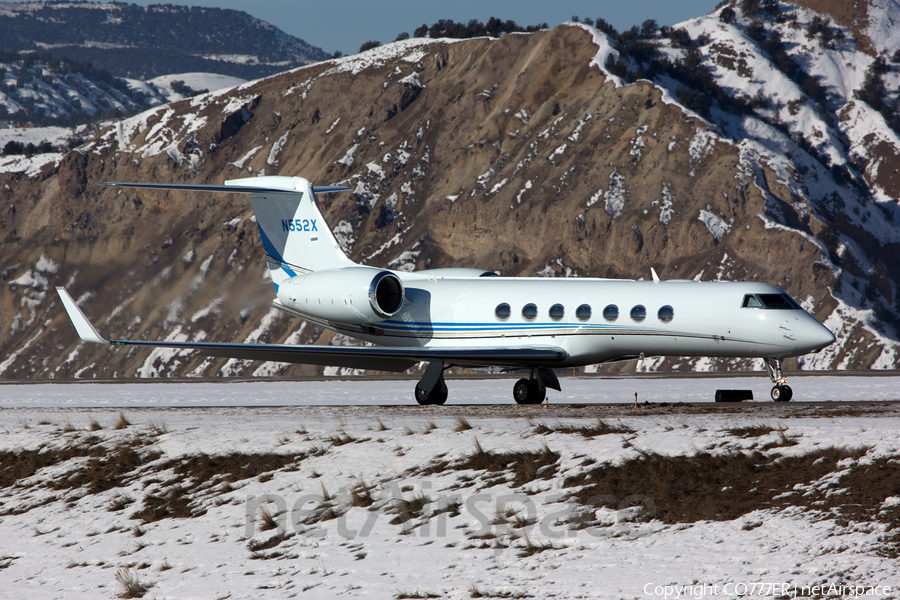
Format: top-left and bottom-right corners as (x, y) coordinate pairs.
(415, 377), (448, 405)
(529, 380), (546, 404)
(513, 379), (531, 404)
(431, 379), (448, 405)
(415, 384), (431, 405)
(513, 379), (546, 405)
(771, 385), (792, 402)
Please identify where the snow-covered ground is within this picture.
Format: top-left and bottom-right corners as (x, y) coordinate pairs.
(1, 378), (899, 599)
(1, 375), (898, 407)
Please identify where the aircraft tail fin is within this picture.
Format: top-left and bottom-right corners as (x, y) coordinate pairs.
(234, 176), (355, 288)
(96, 176), (355, 291)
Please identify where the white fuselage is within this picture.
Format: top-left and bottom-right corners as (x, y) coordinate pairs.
(276, 274), (835, 368)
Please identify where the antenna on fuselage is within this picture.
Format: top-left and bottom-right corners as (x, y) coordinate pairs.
(650, 267), (660, 283)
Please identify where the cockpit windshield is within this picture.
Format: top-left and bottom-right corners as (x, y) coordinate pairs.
(742, 294), (800, 309)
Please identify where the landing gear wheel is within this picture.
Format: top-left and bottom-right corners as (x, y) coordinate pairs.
(415, 378), (448, 405)
(771, 385), (793, 402)
(513, 379), (546, 405)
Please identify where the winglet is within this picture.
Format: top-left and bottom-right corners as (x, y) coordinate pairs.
(650, 267), (660, 283)
(56, 287), (110, 344)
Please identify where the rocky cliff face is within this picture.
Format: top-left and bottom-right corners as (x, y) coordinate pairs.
(1, 12), (898, 380)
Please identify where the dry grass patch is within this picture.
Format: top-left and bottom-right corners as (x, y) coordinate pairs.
(116, 567), (150, 598)
(454, 417), (474, 432)
(247, 531), (293, 552)
(132, 485), (196, 523)
(109, 494), (135, 512)
(328, 430), (366, 446)
(257, 505), (278, 531)
(533, 418), (634, 437)
(390, 492), (430, 525)
(396, 589), (442, 599)
(350, 477), (375, 507)
(48, 442), (161, 495)
(564, 447), (877, 525)
(129, 449), (322, 524)
(115, 412), (132, 430)
(722, 423), (783, 437)
(517, 534), (563, 557)
(470, 583), (532, 598)
(420, 437), (559, 488)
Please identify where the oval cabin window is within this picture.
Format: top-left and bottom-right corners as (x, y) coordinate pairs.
(630, 305), (647, 323)
(495, 303), (511, 319)
(549, 304), (565, 320)
(658, 305), (674, 324)
(575, 304), (592, 320)
(603, 304), (619, 322)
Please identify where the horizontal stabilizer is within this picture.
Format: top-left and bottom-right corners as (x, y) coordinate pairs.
(55, 288), (568, 372)
(95, 182), (351, 195)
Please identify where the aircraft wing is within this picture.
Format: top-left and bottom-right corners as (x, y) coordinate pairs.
(57, 288), (567, 372)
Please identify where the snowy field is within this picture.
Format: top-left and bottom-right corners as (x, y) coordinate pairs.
(2, 377), (900, 599)
(2, 374), (900, 407)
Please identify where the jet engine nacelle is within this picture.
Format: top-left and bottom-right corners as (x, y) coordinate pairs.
(277, 267), (405, 324)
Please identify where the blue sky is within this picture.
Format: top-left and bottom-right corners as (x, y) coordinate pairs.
(122, 0), (723, 56)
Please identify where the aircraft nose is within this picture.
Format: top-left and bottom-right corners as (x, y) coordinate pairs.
(801, 319), (836, 353)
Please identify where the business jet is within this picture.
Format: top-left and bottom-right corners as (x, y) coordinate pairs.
(57, 175), (836, 404)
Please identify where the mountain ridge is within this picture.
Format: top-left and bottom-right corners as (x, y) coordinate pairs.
(2, 2), (899, 380)
(0, 1), (328, 80)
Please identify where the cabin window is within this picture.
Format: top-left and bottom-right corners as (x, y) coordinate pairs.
(758, 294), (799, 309)
(549, 304), (565, 320)
(575, 304), (592, 321)
(741, 294), (762, 308)
(495, 303), (511, 319)
(522, 303), (538, 319)
(658, 305), (674, 324)
(630, 305), (647, 323)
(603, 304), (619, 322)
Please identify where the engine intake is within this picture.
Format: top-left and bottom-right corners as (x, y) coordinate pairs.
(369, 270), (404, 318)
(277, 267), (405, 324)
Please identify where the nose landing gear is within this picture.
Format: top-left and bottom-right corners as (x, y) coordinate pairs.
(765, 358), (793, 402)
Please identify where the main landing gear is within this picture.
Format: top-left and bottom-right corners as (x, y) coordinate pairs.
(415, 360), (448, 405)
(414, 363), (562, 406)
(765, 358), (793, 402)
(513, 378), (545, 405)
(415, 377), (448, 405)
(513, 368), (561, 405)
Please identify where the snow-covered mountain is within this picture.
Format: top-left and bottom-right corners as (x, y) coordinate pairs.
(589, 0), (900, 369)
(2, 0), (899, 379)
(0, 1), (328, 80)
